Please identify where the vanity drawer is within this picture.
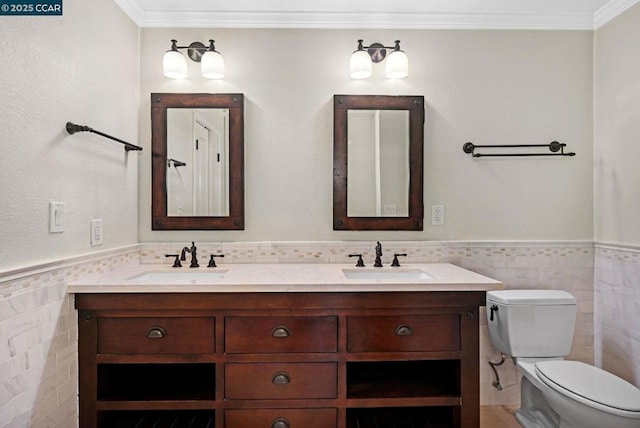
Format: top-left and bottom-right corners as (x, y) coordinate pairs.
(98, 317), (215, 354)
(347, 315), (460, 353)
(225, 316), (337, 353)
(225, 408), (337, 428)
(225, 363), (337, 399)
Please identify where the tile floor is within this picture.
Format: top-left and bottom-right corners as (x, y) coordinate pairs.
(480, 406), (520, 427)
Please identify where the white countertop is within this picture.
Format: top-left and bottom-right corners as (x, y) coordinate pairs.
(68, 263), (503, 293)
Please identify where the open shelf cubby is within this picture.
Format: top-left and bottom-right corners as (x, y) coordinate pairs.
(97, 410), (215, 428)
(347, 360), (460, 399)
(97, 363), (216, 401)
(347, 407), (454, 428)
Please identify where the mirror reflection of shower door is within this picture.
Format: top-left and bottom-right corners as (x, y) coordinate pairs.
(208, 110), (229, 216)
(167, 108), (230, 217)
(193, 122), (210, 216)
(192, 114), (229, 217)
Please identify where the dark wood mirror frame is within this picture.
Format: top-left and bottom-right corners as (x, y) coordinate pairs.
(151, 93), (244, 230)
(333, 95), (424, 231)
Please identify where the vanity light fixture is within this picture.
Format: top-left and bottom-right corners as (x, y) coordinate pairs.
(163, 39), (225, 79)
(350, 39), (408, 79)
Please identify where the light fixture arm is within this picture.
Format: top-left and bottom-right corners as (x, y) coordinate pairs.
(168, 39), (219, 62)
(206, 39), (218, 53)
(355, 39), (404, 63)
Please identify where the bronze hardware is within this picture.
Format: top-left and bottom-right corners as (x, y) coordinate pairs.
(489, 305), (498, 321)
(146, 327), (167, 339)
(165, 254), (181, 267)
(272, 372), (291, 385)
(348, 253), (365, 267)
(271, 418), (290, 428)
(391, 253), (407, 267)
(207, 254), (225, 268)
(66, 122), (143, 152)
(374, 241), (383, 267)
(271, 326), (290, 338)
(394, 325), (413, 336)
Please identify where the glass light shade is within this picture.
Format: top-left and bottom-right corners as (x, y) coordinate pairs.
(201, 50), (225, 79)
(163, 50), (188, 79)
(350, 50), (372, 79)
(385, 49), (409, 79)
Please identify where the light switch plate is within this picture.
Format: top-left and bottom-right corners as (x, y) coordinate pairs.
(49, 202), (65, 233)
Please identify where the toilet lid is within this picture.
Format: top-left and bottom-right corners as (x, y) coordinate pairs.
(535, 360), (640, 413)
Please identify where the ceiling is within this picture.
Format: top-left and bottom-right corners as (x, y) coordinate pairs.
(115, 0), (638, 29)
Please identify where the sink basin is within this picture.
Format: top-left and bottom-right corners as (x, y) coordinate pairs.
(128, 270), (228, 283)
(342, 268), (433, 280)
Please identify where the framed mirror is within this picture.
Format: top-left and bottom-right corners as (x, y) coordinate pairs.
(333, 95), (424, 230)
(151, 93), (244, 230)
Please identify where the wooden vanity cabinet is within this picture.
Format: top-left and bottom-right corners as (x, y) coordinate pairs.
(76, 291), (485, 428)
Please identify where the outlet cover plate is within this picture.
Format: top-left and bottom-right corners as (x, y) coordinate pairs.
(431, 204), (444, 226)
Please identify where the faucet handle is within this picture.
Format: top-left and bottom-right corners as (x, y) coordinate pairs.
(165, 254), (182, 268)
(391, 253), (407, 267)
(207, 254), (225, 268)
(349, 253), (365, 267)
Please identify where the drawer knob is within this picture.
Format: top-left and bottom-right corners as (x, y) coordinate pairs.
(272, 372), (291, 385)
(271, 418), (290, 428)
(146, 327), (167, 339)
(394, 325), (413, 336)
(271, 326), (290, 338)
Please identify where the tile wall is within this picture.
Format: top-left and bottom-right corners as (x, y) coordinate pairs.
(0, 240), (597, 427)
(594, 244), (640, 385)
(0, 247), (139, 428)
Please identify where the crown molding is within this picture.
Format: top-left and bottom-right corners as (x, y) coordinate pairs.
(113, 0), (639, 30)
(137, 10), (597, 30)
(594, 0), (640, 28)
(114, 0), (143, 26)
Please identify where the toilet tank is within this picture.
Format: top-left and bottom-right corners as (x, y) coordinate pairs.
(486, 290), (577, 358)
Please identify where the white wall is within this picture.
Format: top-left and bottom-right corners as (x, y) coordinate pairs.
(0, 0), (140, 270)
(594, 3), (640, 386)
(0, 2), (139, 426)
(139, 28), (594, 243)
(594, 3), (640, 248)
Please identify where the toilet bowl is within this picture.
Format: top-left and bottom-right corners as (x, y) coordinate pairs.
(487, 290), (640, 428)
(517, 359), (640, 428)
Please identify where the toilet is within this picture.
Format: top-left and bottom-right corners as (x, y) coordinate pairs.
(486, 289), (640, 428)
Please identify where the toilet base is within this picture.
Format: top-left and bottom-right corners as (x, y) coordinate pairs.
(515, 376), (560, 428)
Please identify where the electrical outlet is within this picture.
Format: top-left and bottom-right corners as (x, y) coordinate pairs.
(90, 219), (103, 246)
(432, 205), (444, 226)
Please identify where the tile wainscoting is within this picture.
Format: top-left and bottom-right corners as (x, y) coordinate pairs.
(0, 247), (139, 428)
(0, 240), (603, 427)
(594, 243), (640, 386)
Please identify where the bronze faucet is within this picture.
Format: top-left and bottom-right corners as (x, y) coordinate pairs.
(374, 241), (383, 267)
(180, 241), (199, 268)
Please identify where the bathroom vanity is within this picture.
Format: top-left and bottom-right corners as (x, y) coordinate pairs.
(71, 263), (502, 428)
